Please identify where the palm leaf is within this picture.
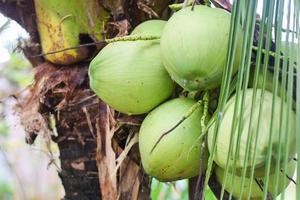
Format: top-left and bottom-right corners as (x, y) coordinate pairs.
(203, 0), (299, 200)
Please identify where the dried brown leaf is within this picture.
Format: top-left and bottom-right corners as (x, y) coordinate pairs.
(112, 133), (138, 177)
(116, 115), (143, 126)
(101, 0), (125, 20)
(108, 19), (131, 37)
(118, 158), (141, 200)
(96, 101), (118, 200)
(16, 62), (88, 144)
(137, 1), (159, 18)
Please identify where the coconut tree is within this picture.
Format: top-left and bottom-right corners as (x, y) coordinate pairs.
(0, 0), (299, 200)
(0, 1), (171, 199)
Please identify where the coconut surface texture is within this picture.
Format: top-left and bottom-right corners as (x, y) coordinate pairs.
(89, 20), (174, 115)
(139, 98), (208, 181)
(161, 5), (242, 91)
(131, 20), (166, 36)
(248, 69), (275, 93)
(215, 160), (296, 199)
(207, 89), (296, 177)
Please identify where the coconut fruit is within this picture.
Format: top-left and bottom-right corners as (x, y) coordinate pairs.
(215, 159), (296, 199)
(207, 89), (296, 177)
(248, 69), (275, 93)
(89, 20), (174, 115)
(281, 41), (298, 68)
(139, 98), (208, 181)
(160, 5), (242, 91)
(131, 20), (166, 36)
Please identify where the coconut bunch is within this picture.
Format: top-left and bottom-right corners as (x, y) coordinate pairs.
(89, 4), (296, 198)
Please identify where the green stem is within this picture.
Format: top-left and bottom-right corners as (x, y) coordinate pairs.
(169, 0), (193, 11)
(204, 0), (211, 6)
(252, 45), (298, 66)
(201, 92), (210, 134)
(190, 91), (210, 198)
(105, 35), (160, 43)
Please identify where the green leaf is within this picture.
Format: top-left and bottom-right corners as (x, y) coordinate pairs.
(204, 0), (299, 200)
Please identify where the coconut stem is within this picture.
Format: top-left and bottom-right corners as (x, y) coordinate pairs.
(204, 0), (210, 6)
(193, 137), (207, 200)
(169, 0), (193, 11)
(194, 91), (210, 199)
(201, 92), (209, 133)
(150, 99), (203, 154)
(29, 35), (160, 58)
(105, 35), (160, 43)
(252, 46), (297, 66)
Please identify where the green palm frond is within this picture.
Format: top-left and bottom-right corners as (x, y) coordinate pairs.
(203, 0), (299, 200)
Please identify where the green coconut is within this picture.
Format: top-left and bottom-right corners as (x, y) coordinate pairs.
(207, 89), (296, 177)
(139, 98), (208, 181)
(248, 69), (275, 93)
(215, 160), (296, 199)
(131, 20), (166, 36)
(89, 20), (174, 115)
(248, 68), (284, 102)
(160, 5), (242, 91)
(248, 69), (296, 110)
